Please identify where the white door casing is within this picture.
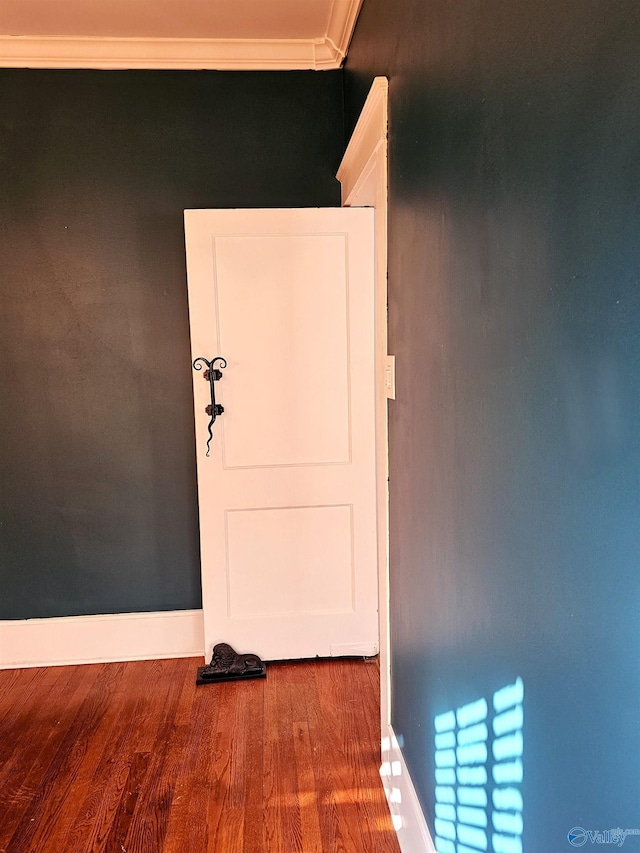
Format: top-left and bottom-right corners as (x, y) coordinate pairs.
(339, 77), (435, 853)
(185, 207), (378, 661)
(337, 76), (391, 728)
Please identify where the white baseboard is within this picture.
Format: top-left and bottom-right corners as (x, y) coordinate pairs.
(381, 724), (437, 853)
(0, 609), (205, 669)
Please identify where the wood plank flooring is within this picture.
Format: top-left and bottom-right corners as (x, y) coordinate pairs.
(0, 657), (401, 853)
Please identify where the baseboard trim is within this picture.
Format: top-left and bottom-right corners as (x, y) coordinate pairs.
(0, 609), (205, 669)
(381, 724), (437, 853)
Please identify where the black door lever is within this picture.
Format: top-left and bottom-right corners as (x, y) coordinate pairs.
(192, 356), (227, 456)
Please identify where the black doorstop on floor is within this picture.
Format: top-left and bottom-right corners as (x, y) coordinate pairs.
(196, 642), (267, 685)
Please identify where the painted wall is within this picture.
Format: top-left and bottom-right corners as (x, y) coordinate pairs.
(345, 1), (640, 848)
(0, 70), (343, 620)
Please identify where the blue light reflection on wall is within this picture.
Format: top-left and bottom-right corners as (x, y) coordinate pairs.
(492, 678), (524, 853)
(434, 678), (524, 853)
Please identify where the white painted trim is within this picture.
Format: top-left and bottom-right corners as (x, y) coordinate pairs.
(0, 36), (320, 70)
(0, 1), (363, 70)
(381, 724), (437, 853)
(324, 0), (364, 67)
(337, 77), (388, 201)
(0, 609), (205, 669)
(339, 78), (429, 853)
(337, 77), (391, 731)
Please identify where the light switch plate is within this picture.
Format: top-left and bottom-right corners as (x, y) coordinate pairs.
(384, 355), (396, 399)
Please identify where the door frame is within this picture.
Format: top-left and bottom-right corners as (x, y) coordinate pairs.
(339, 76), (436, 853)
(337, 77), (390, 732)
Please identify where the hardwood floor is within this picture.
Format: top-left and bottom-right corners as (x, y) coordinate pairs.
(0, 657), (401, 853)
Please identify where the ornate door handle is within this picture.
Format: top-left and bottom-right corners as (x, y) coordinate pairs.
(193, 356), (226, 456)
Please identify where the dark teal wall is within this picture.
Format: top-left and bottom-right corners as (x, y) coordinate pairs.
(0, 70), (343, 620)
(346, 0), (640, 847)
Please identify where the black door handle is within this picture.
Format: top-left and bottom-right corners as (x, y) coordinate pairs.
(193, 356), (227, 456)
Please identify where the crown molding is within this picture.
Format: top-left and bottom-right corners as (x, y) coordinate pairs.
(324, 0), (364, 66)
(0, 35), (327, 70)
(0, 0), (363, 70)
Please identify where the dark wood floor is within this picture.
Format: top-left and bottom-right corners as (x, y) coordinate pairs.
(0, 656), (400, 853)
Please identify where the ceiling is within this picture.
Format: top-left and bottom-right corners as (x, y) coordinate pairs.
(0, 0), (363, 69)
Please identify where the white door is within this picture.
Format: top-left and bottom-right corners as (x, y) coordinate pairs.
(184, 208), (377, 661)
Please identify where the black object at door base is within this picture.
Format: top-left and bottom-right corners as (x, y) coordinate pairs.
(196, 642), (267, 685)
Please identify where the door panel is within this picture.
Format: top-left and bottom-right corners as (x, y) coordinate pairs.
(185, 208), (377, 661)
(214, 233), (351, 468)
(225, 505), (354, 618)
